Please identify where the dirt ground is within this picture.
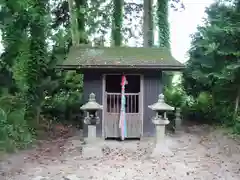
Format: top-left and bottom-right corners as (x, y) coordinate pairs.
(0, 125), (240, 180)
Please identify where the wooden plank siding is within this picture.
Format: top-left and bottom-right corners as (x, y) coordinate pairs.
(83, 72), (103, 137)
(143, 72), (163, 137)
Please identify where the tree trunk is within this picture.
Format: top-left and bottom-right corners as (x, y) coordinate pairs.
(68, 0), (79, 46)
(143, 0), (153, 47)
(234, 2), (240, 119)
(112, 0), (123, 46)
(236, 0), (240, 11)
(36, 106), (41, 125)
(28, 0), (48, 123)
(234, 86), (240, 117)
(157, 0), (170, 48)
(75, 0), (87, 44)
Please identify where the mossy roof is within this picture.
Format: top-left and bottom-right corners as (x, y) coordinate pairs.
(58, 46), (184, 70)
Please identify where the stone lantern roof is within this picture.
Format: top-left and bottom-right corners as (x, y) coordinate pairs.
(148, 94), (174, 111)
(80, 93), (103, 111)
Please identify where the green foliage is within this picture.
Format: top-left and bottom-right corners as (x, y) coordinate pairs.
(181, 92), (215, 123)
(45, 3), (84, 125)
(42, 71), (83, 124)
(0, 1), (36, 152)
(233, 116), (240, 134)
(157, 0), (170, 48)
(183, 1), (240, 98)
(51, 0), (113, 45)
(181, 0), (240, 132)
(12, 38), (31, 92)
(0, 95), (33, 153)
(164, 85), (185, 108)
(43, 90), (83, 123)
(0, 0), (74, 153)
(0, 0), (29, 94)
(64, 71), (84, 91)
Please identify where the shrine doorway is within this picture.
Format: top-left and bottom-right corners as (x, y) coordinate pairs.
(103, 74), (143, 138)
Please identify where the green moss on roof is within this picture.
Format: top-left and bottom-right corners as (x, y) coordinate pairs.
(60, 46), (184, 68)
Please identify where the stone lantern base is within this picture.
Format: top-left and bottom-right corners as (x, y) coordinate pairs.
(152, 119), (169, 143)
(151, 119), (174, 157)
(82, 142), (103, 158)
(82, 125), (104, 158)
(174, 107), (183, 133)
(151, 140), (174, 157)
(87, 125), (97, 143)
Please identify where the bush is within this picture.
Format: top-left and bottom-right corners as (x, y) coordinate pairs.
(42, 90), (83, 127)
(0, 95), (33, 153)
(181, 92), (216, 124)
(164, 85), (186, 130)
(212, 102), (235, 126)
(41, 71), (84, 127)
(164, 86), (227, 125)
(164, 86), (185, 108)
(232, 116), (240, 134)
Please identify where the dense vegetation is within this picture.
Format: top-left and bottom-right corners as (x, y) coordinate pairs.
(165, 0), (240, 134)
(0, 0), (239, 153)
(0, 0), (83, 152)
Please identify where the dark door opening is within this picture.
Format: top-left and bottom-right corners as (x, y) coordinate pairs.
(105, 74), (140, 113)
(105, 74), (140, 93)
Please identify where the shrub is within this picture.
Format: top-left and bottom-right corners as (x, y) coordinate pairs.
(41, 71), (84, 127)
(164, 86), (186, 108)
(42, 89), (83, 127)
(0, 95), (33, 153)
(164, 85), (186, 130)
(232, 116), (240, 134)
(181, 92), (215, 124)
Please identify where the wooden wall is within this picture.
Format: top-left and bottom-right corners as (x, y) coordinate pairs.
(143, 72), (163, 137)
(83, 71), (103, 137)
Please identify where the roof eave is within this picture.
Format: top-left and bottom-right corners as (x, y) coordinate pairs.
(56, 64), (185, 71)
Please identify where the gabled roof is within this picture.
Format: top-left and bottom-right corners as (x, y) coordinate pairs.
(57, 46), (185, 70)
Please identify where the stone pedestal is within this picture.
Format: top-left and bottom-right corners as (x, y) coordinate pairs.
(82, 138), (103, 158)
(151, 142), (174, 157)
(82, 125), (103, 158)
(151, 119), (174, 157)
(153, 119), (169, 143)
(87, 125), (96, 143)
(175, 108), (182, 132)
(79, 129), (85, 144)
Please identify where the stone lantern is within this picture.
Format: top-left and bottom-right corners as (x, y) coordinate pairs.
(80, 93), (103, 142)
(175, 107), (182, 132)
(148, 93), (175, 157)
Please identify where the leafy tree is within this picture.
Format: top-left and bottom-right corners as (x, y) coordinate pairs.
(182, 0), (240, 126)
(12, 0), (50, 123)
(0, 0), (30, 94)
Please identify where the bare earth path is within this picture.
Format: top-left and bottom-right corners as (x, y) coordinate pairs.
(0, 125), (240, 180)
